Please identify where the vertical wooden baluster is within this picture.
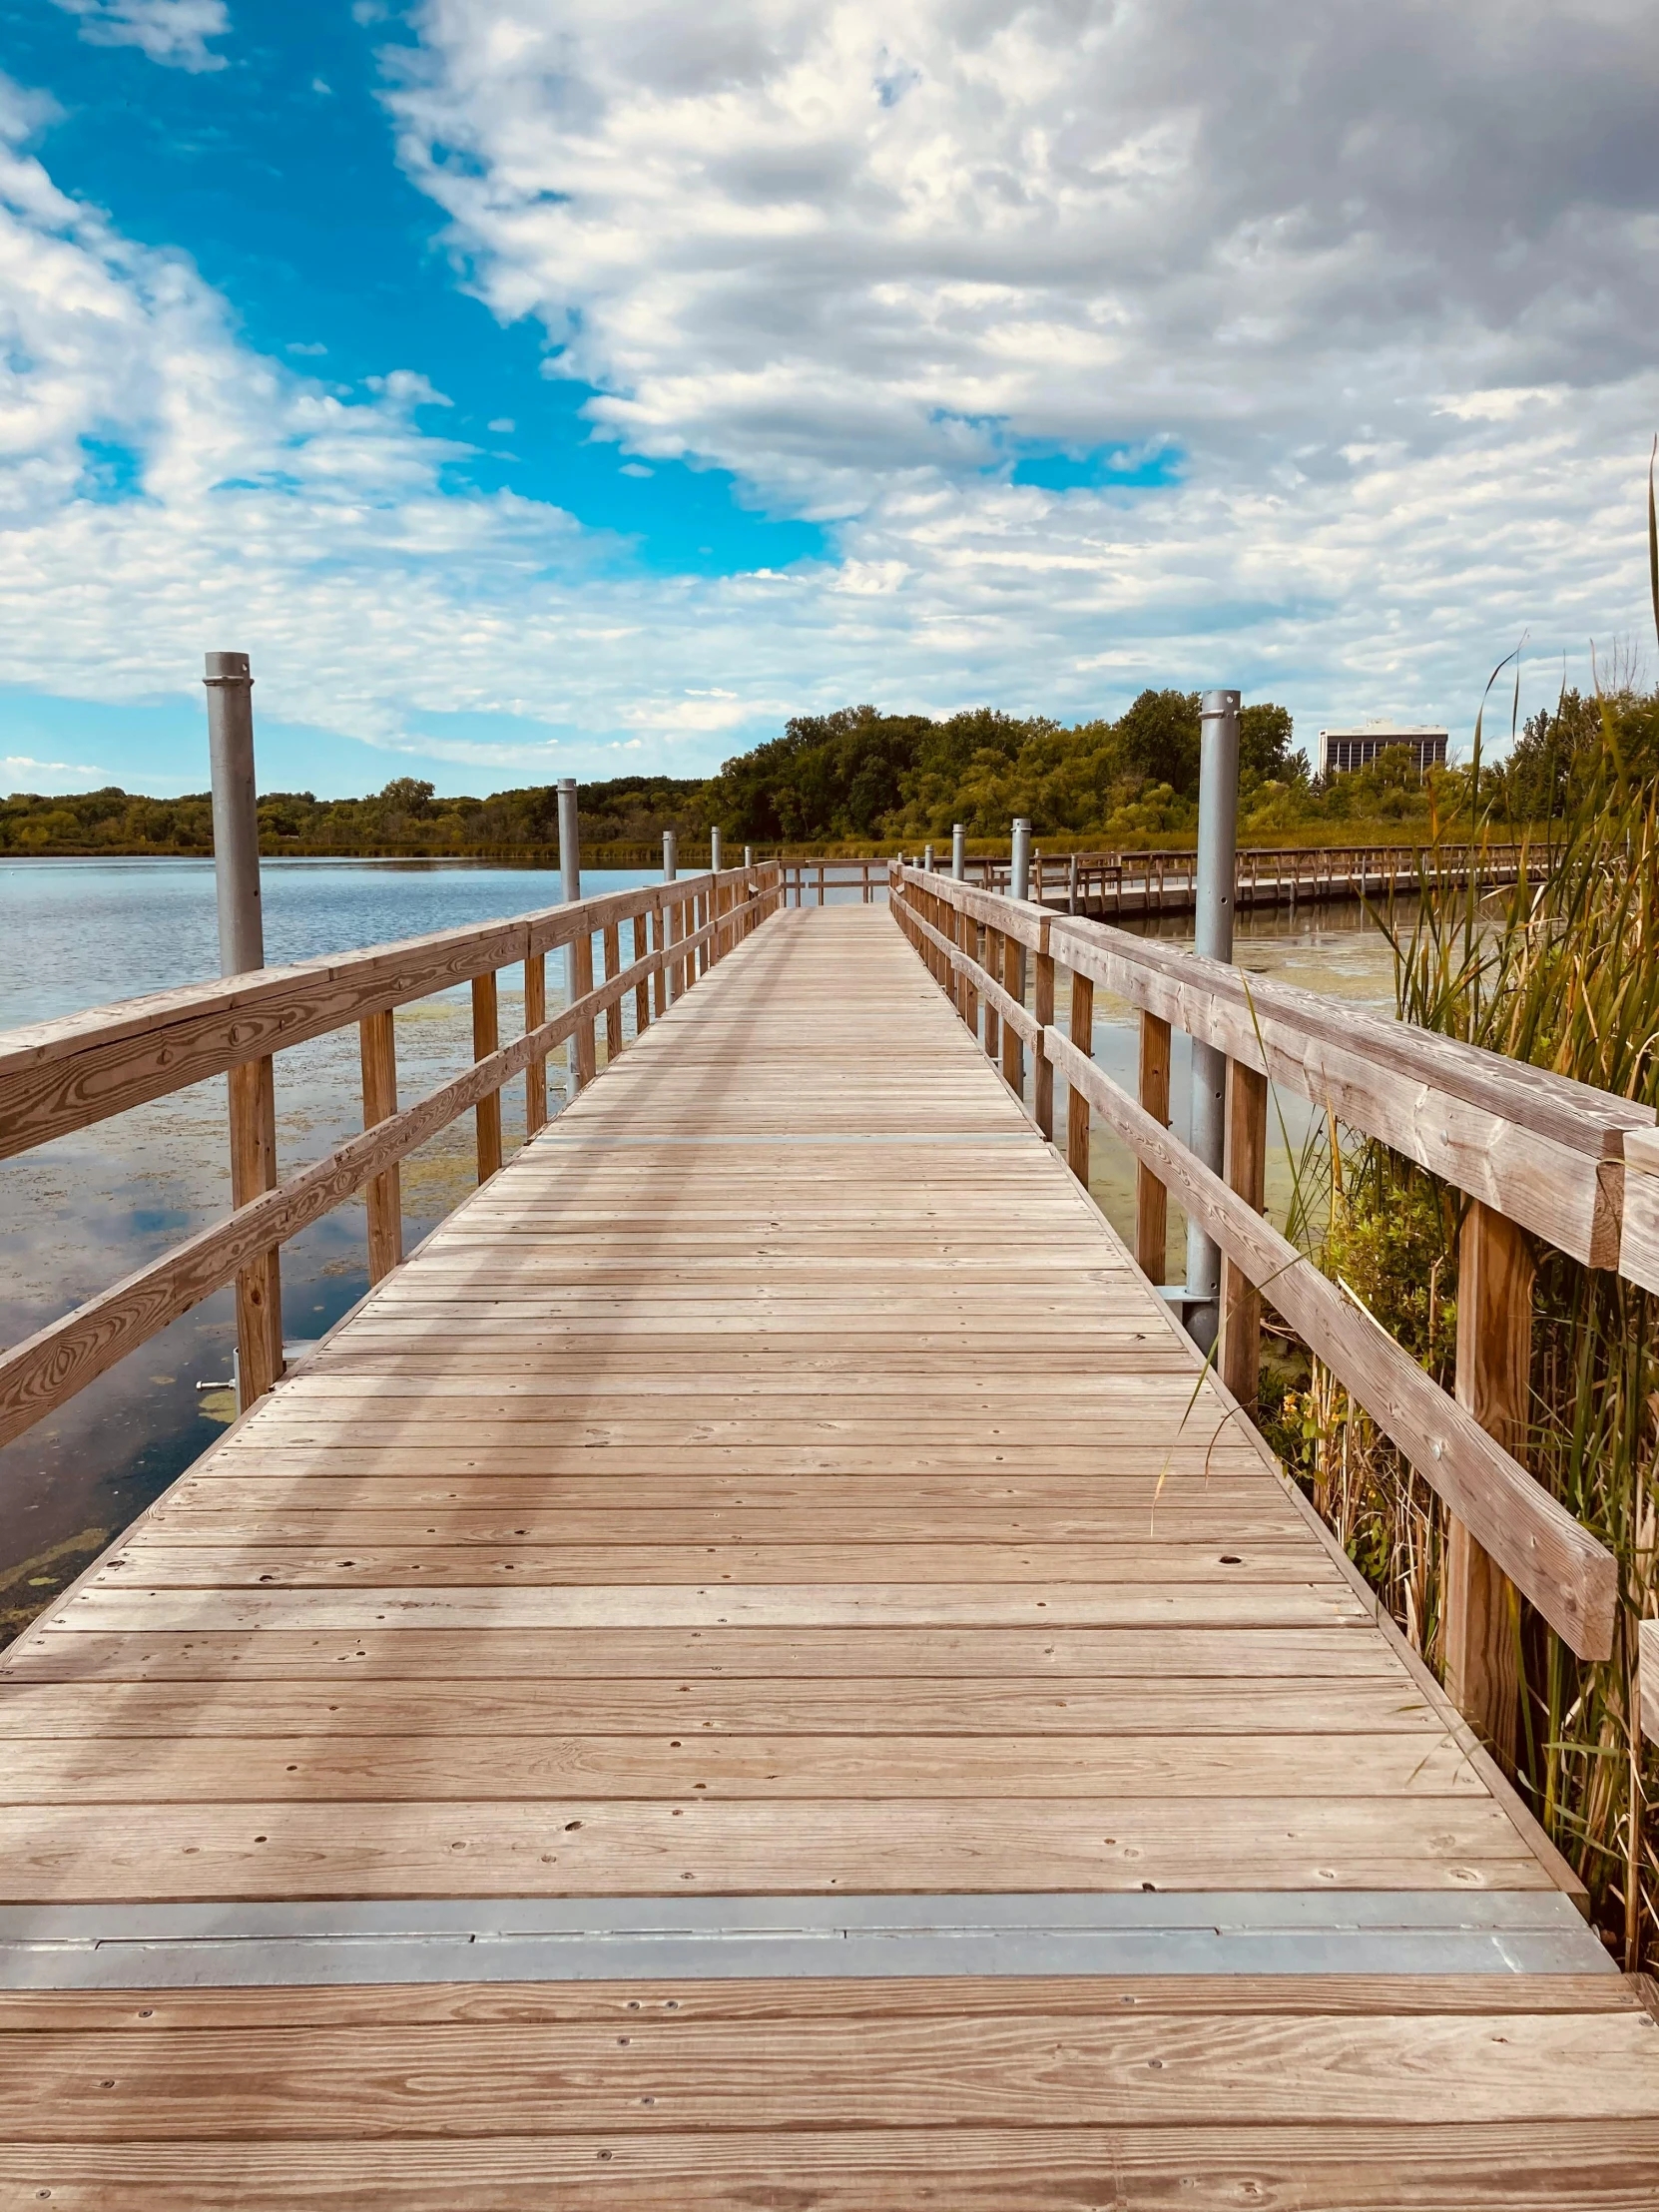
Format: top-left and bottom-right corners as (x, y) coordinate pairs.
(472, 970), (502, 1181)
(634, 912), (652, 1035)
(1443, 1200), (1530, 1762)
(602, 922), (622, 1063)
(572, 926), (596, 1092)
(229, 1055), (283, 1409)
(650, 899), (667, 1018)
(960, 906), (978, 1036)
(524, 951), (547, 1136)
(1135, 1011), (1172, 1282)
(1065, 967), (1093, 1186)
(1219, 1061), (1269, 1408)
(1001, 930), (1023, 1096)
(982, 926), (1001, 1062)
(1033, 922), (1055, 1140)
(358, 1010), (403, 1282)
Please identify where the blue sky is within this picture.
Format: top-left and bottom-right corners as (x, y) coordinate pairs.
(0, 1), (1655, 797)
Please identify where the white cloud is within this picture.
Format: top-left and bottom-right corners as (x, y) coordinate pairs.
(373, 0), (1659, 725)
(5, 6), (1659, 796)
(51, 0), (230, 73)
(3, 755), (110, 786)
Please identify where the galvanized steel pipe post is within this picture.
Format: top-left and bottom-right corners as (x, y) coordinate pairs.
(205, 652), (264, 975)
(1184, 689), (1242, 1353)
(951, 824), (965, 880)
(557, 778), (580, 902)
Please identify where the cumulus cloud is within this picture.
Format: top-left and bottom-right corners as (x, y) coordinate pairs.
(4, 8), (1659, 788)
(51, 0), (230, 73)
(377, 0), (1659, 724)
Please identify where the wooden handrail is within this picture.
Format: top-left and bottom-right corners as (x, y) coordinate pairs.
(0, 872), (749, 1162)
(889, 864), (1625, 1666)
(0, 867), (783, 1449)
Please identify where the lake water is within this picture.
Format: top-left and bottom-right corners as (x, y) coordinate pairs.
(0, 857), (1403, 1635)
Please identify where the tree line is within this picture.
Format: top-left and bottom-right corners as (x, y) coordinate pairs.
(5, 685), (1649, 858)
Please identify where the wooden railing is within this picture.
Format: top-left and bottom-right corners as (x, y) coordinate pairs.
(978, 842), (1527, 913)
(0, 864), (783, 1451)
(779, 859), (886, 904)
(890, 862), (1655, 1750)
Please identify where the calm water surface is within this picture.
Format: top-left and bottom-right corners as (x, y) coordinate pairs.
(0, 858), (1402, 1630)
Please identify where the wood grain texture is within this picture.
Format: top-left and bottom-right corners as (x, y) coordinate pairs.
(898, 867), (1652, 1269)
(1135, 1010), (1172, 1283)
(357, 1009), (402, 1283)
(0, 904), (1586, 1932)
(1219, 1057), (1268, 1406)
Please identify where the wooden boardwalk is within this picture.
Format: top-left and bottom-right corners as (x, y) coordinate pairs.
(1, 904), (1656, 2202)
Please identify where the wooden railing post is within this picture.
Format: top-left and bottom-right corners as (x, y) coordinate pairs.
(227, 1057), (282, 1405)
(1219, 1061), (1268, 1406)
(357, 1009), (402, 1283)
(1065, 967), (1093, 1184)
(570, 928), (596, 1091)
(524, 952), (548, 1136)
(982, 925), (1001, 1063)
(471, 970), (503, 1180)
(1033, 921), (1055, 1140)
(602, 923), (622, 1062)
(1135, 1012), (1172, 1282)
(1444, 1199), (1531, 1762)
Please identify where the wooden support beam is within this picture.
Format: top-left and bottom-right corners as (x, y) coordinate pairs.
(602, 924), (622, 1063)
(1033, 929), (1055, 1142)
(1135, 1012), (1172, 1283)
(471, 972), (502, 1182)
(1443, 1199), (1531, 1763)
(227, 1054), (282, 1411)
(1001, 933), (1024, 1096)
(1065, 971), (1093, 1186)
(523, 953), (547, 1138)
(982, 928), (1001, 1063)
(1220, 1060), (1269, 1408)
(571, 931), (597, 1092)
(356, 1010), (402, 1284)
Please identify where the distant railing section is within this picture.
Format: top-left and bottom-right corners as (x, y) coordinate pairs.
(0, 865), (783, 1452)
(889, 862), (1657, 1748)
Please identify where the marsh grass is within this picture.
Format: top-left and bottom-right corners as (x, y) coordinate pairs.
(1263, 691), (1659, 1962)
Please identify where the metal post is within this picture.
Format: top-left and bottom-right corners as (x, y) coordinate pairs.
(663, 830), (677, 882)
(711, 827), (722, 873)
(205, 651), (282, 1409)
(556, 777), (580, 901)
(206, 653), (265, 974)
(923, 843), (934, 872)
(1185, 689), (1242, 1353)
(744, 844), (754, 867)
(1010, 819), (1031, 903)
(951, 824), (965, 880)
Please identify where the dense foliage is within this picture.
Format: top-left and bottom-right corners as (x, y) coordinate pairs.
(8, 680), (1593, 857)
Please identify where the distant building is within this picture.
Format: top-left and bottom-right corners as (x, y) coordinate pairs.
(1318, 724), (1448, 782)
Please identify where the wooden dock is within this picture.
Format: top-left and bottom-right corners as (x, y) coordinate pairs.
(1, 905), (1656, 2202)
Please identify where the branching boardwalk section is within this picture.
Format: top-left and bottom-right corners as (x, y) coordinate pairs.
(0, 905), (1655, 2202)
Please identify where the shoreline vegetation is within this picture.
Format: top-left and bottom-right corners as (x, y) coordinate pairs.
(11, 683), (1645, 862)
(1260, 656), (1659, 1966)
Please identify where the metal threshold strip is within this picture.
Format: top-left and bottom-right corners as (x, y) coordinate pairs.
(0, 1893), (1613, 1989)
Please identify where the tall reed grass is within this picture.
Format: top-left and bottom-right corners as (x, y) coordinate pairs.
(1269, 614), (1659, 1964)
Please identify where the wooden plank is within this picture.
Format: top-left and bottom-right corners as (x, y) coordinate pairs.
(1041, 1024), (1617, 1659)
(5, 2120), (1658, 2209)
(522, 949), (547, 1136)
(1619, 1124), (1659, 1291)
(96, 1539), (1349, 1586)
(0, 1794), (1548, 1898)
(0, 1625), (1417, 1682)
(0, 1731), (1490, 1803)
(1641, 1617), (1659, 1740)
(0, 1677), (1443, 1738)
